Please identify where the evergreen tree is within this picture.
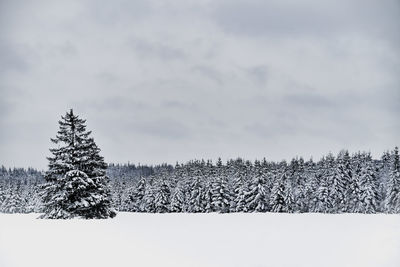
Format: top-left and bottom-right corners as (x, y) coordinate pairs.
(335, 151), (352, 212)
(1, 185), (24, 213)
(314, 175), (331, 213)
(283, 176), (295, 213)
(328, 153), (347, 213)
(211, 176), (230, 213)
(357, 154), (379, 213)
(129, 177), (146, 212)
(170, 181), (185, 212)
(143, 183), (156, 212)
(202, 177), (214, 213)
(347, 153), (362, 212)
(385, 147), (400, 213)
(270, 172), (287, 212)
(41, 109), (116, 219)
(245, 173), (269, 212)
(303, 160), (318, 212)
(188, 176), (205, 213)
(154, 179), (171, 213)
(231, 159), (249, 212)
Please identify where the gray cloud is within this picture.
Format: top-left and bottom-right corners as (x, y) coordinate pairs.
(0, 42), (29, 75)
(85, 0), (152, 27)
(0, 0), (399, 168)
(246, 65), (269, 85)
(213, 0), (400, 43)
(191, 65), (223, 85)
(282, 91), (334, 109)
(161, 100), (197, 111)
(130, 118), (192, 140)
(128, 38), (186, 61)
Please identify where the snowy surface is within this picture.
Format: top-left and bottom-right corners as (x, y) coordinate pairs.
(0, 213), (399, 267)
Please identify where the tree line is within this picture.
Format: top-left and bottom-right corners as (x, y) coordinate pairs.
(112, 148), (400, 214)
(1, 147), (399, 214)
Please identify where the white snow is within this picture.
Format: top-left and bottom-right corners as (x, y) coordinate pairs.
(0, 213), (399, 267)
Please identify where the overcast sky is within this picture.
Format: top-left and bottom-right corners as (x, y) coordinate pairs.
(0, 0), (399, 169)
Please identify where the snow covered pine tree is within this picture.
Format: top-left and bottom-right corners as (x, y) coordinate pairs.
(40, 109), (116, 219)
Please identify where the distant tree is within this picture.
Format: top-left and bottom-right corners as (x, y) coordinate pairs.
(1, 185), (24, 213)
(188, 176), (205, 213)
(231, 159), (249, 212)
(270, 172), (287, 213)
(334, 151), (352, 212)
(328, 153), (347, 213)
(314, 176), (331, 213)
(143, 183), (156, 213)
(385, 147), (400, 213)
(245, 173), (269, 212)
(170, 181), (185, 212)
(41, 109), (116, 219)
(211, 174), (230, 213)
(129, 177), (146, 212)
(154, 179), (171, 213)
(357, 154), (379, 213)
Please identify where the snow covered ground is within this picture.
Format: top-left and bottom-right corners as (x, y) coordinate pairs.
(0, 213), (399, 267)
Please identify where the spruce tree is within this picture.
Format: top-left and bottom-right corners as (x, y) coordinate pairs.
(245, 173), (269, 212)
(270, 172), (287, 212)
(283, 176), (295, 213)
(357, 154), (379, 213)
(328, 153), (347, 213)
(211, 176), (230, 213)
(385, 147), (400, 213)
(41, 109), (116, 219)
(334, 151), (352, 212)
(170, 181), (185, 212)
(1, 184), (24, 213)
(188, 176), (205, 213)
(143, 183), (156, 212)
(154, 179), (171, 213)
(232, 160), (249, 212)
(315, 176), (331, 213)
(129, 177), (146, 212)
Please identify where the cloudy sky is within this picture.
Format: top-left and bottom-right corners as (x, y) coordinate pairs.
(0, 0), (399, 169)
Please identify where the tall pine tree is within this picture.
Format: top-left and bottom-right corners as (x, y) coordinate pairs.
(41, 109), (116, 219)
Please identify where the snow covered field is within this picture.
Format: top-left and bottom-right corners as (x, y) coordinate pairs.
(0, 213), (399, 267)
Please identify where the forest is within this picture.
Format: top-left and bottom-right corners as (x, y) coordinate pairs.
(1, 147), (399, 214)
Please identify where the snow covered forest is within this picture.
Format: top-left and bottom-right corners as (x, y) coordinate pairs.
(1, 147), (399, 214)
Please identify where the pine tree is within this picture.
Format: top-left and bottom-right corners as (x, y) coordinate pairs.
(303, 159), (318, 212)
(188, 176), (205, 213)
(143, 182), (156, 212)
(385, 147), (400, 213)
(334, 151), (352, 212)
(327, 153), (347, 213)
(211, 176), (230, 213)
(270, 172), (287, 212)
(129, 177), (146, 212)
(41, 109), (116, 219)
(357, 154), (379, 213)
(202, 177), (214, 213)
(0, 184), (6, 212)
(170, 181), (185, 212)
(379, 150), (391, 208)
(288, 158), (306, 212)
(283, 176), (295, 213)
(314, 175), (331, 213)
(231, 159), (249, 212)
(1, 185), (24, 213)
(154, 179), (171, 213)
(245, 173), (269, 212)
